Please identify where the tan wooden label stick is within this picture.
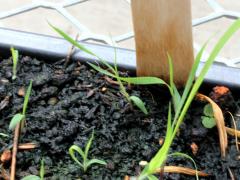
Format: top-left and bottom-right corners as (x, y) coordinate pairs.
(131, 0), (194, 87)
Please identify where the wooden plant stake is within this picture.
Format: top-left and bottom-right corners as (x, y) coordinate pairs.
(131, 0), (194, 86)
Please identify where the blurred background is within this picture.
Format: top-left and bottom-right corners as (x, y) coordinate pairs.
(0, 0), (240, 67)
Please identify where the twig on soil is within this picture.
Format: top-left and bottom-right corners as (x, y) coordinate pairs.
(227, 167), (235, 180)
(225, 127), (240, 138)
(10, 124), (20, 180)
(104, 76), (119, 85)
(227, 111), (239, 152)
(65, 33), (79, 67)
(155, 166), (209, 177)
(18, 143), (37, 150)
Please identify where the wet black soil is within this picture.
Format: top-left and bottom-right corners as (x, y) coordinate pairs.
(0, 55), (240, 180)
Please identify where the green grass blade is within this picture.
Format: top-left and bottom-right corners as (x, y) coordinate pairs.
(129, 96), (148, 115)
(85, 131), (94, 160)
(173, 42), (208, 126)
(49, 23), (115, 72)
(166, 103), (173, 140)
(169, 152), (199, 180)
(9, 113), (25, 130)
(69, 145), (84, 167)
(172, 19), (240, 138)
(120, 76), (173, 96)
(11, 47), (19, 80)
(197, 19), (240, 88)
(145, 140), (169, 175)
(167, 53), (174, 92)
(146, 103), (172, 174)
(148, 175), (159, 180)
(40, 159), (44, 180)
(21, 175), (40, 180)
(49, 23), (96, 57)
(167, 53), (180, 111)
(22, 80), (32, 115)
(88, 62), (116, 78)
(172, 84), (181, 113)
(86, 159), (107, 168)
(120, 76), (167, 85)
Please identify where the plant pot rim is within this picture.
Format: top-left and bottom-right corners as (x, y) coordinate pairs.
(0, 27), (239, 89)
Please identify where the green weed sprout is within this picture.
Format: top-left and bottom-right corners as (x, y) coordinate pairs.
(9, 80), (33, 131)
(138, 19), (240, 180)
(21, 159), (45, 180)
(201, 104), (216, 128)
(50, 19), (240, 179)
(50, 23), (158, 115)
(69, 131), (107, 173)
(11, 47), (19, 80)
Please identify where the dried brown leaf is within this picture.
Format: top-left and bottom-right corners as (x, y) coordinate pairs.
(104, 76), (119, 85)
(226, 111), (239, 152)
(1, 150), (11, 163)
(196, 93), (227, 158)
(124, 175), (130, 180)
(155, 166), (209, 177)
(225, 127), (240, 137)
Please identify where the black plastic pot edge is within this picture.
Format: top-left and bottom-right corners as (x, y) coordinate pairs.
(0, 27), (239, 90)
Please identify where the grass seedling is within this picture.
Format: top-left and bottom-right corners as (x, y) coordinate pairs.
(138, 19), (240, 180)
(11, 47), (19, 81)
(50, 24), (180, 114)
(9, 80), (32, 131)
(201, 104), (216, 128)
(50, 19), (240, 179)
(69, 131), (106, 173)
(21, 159), (45, 180)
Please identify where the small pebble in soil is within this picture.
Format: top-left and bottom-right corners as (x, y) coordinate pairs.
(48, 97), (58, 105)
(17, 87), (25, 97)
(101, 87), (107, 92)
(190, 142), (198, 155)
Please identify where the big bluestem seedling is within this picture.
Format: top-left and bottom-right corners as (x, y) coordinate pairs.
(201, 104), (216, 128)
(50, 23), (172, 115)
(21, 159), (45, 180)
(69, 131), (107, 173)
(9, 80), (32, 131)
(11, 47), (19, 81)
(50, 19), (240, 179)
(138, 19), (240, 180)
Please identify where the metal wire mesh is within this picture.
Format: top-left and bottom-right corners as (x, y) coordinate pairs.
(0, 0), (239, 67)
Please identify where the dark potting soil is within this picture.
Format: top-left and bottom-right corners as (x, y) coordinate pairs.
(0, 55), (240, 180)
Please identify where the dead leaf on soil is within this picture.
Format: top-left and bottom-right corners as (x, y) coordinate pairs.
(104, 76), (119, 85)
(225, 127), (240, 137)
(155, 166), (209, 177)
(196, 93), (228, 158)
(1, 150), (11, 164)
